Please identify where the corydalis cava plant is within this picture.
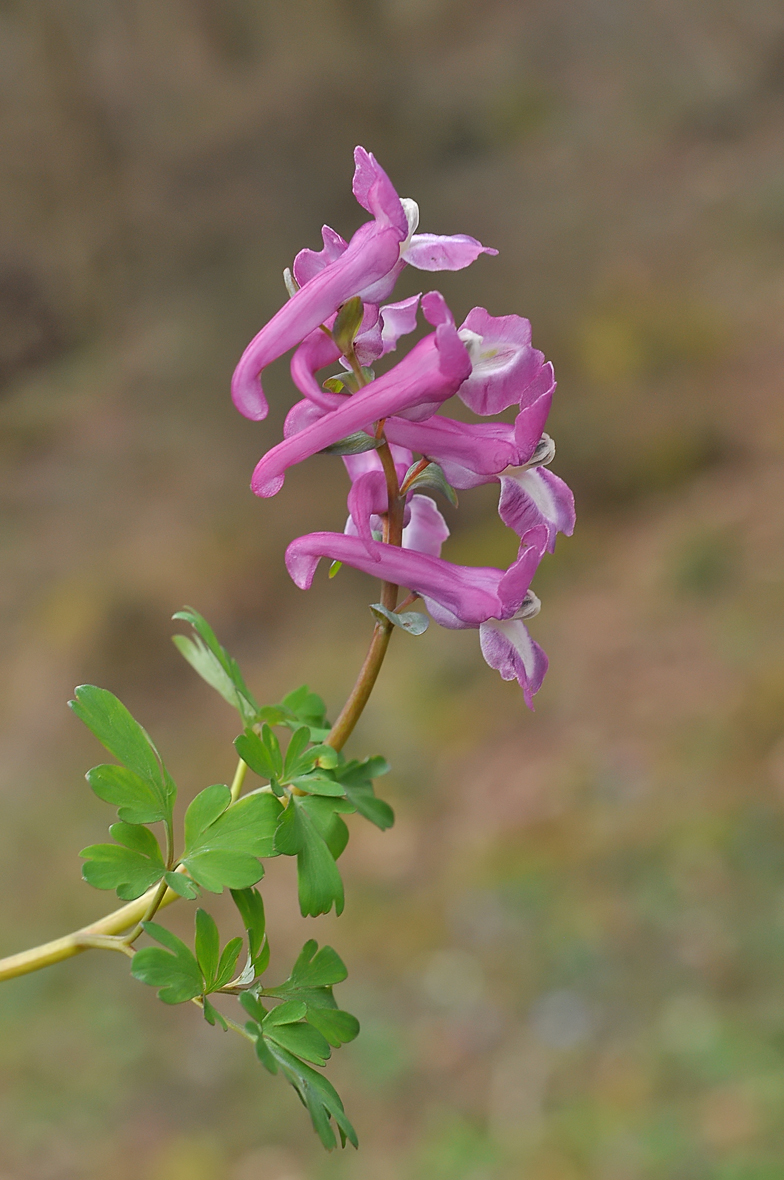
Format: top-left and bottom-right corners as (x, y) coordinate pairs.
(0, 147), (574, 1151)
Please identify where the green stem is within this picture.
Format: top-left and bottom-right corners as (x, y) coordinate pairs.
(0, 881), (181, 982)
(230, 758), (248, 803)
(121, 876), (170, 947)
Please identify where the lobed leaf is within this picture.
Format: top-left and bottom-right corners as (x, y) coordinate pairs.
(181, 788), (282, 893)
(70, 686), (175, 822)
(273, 798), (344, 917)
(334, 757), (394, 830)
(131, 921), (203, 1004)
(172, 608), (259, 725)
(80, 822), (165, 900)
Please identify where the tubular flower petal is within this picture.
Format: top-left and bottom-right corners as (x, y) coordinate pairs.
(382, 374), (554, 485)
(285, 526), (547, 628)
(231, 220), (405, 421)
(457, 307), (546, 416)
(251, 326), (471, 498)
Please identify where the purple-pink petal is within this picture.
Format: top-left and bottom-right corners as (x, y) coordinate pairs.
(403, 233), (498, 272)
(285, 527), (545, 627)
(498, 468), (576, 552)
(352, 147), (409, 235)
(457, 307), (546, 416)
(479, 619), (548, 709)
(251, 326), (471, 497)
(292, 225), (348, 287)
(401, 495), (450, 557)
(232, 220), (404, 421)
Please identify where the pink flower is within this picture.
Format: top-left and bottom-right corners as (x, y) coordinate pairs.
(250, 324), (471, 498)
(232, 148), (497, 423)
(285, 526), (549, 705)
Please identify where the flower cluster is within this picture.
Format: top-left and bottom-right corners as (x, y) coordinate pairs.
(233, 148), (574, 706)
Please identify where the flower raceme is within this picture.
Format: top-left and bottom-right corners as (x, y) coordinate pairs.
(233, 145), (575, 704)
(232, 148), (495, 422)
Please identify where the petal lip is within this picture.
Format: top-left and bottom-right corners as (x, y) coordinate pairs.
(479, 619), (549, 708)
(403, 233), (498, 272)
(456, 307), (547, 417)
(231, 220), (404, 421)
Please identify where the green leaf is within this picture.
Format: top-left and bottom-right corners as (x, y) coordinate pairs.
(289, 773), (346, 797)
(322, 376), (345, 394)
(273, 799), (344, 917)
(80, 822), (165, 900)
(215, 937), (243, 990)
(282, 726), (311, 779)
(402, 461), (458, 507)
(332, 296), (364, 355)
(183, 784), (231, 848)
(334, 756), (394, 830)
(370, 602), (429, 635)
(131, 921), (203, 1004)
(172, 608), (259, 725)
(306, 1007), (360, 1047)
(70, 686), (175, 820)
(163, 870), (199, 899)
(328, 560), (342, 578)
(263, 1000), (307, 1025)
(85, 764), (169, 825)
(320, 431), (382, 457)
(264, 1020), (331, 1067)
(230, 887), (266, 964)
(202, 997), (228, 1030)
(234, 727), (282, 783)
(265, 1042), (358, 1150)
(265, 941), (348, 1002)
(194, 908), (219, 987)
(181, 790), (282, 893)
(281, 728), (339, 785)
(239, 991), (267, 1024)
(281, 687), (328, 730)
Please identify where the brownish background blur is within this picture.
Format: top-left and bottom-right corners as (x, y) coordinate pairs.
(2, 2), (784, 1178)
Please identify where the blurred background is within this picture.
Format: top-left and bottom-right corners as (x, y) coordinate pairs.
(2, 1), (784, 1177)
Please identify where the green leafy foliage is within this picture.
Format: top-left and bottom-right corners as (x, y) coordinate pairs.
(239, 981), (358, 1150)
(133, 911), (241, 1014)
(254, 686), (330, 741)
(237, 722), (340, 796)
(402, 460), (458, 507)
(131, 921), (203, 1004)
(80, 822), (165, 900)
(320, 431), (383, 456)
(70, 686), (175, 824)
(273, 796), (353, 916)
(306, 1006), (360, 1047)
(235, 725), (283, 788)
(180, 784), (281, 892)
(262, 939), (348, 1006)
(333, 756), (394, 830)
(86, 764), (172, 826)
(194, 909), (243, 992)
(370, 602), (430, 635)
(172, 608), (259, 725)
(231, 887), (269, 979)
(331, 295), (363, 355)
